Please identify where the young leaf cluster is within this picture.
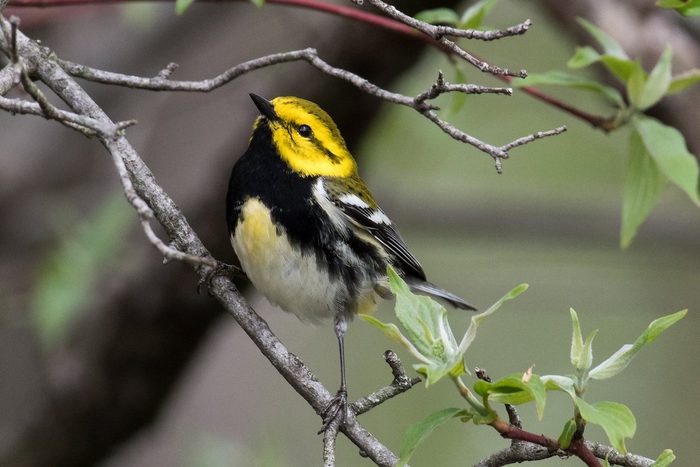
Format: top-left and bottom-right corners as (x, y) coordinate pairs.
(363, 268), (686, 465)
(513, 18), (700, 248)
(656, 0), (700, 16)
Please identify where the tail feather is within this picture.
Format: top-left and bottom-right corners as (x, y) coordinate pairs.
(407, 280), (477, 311)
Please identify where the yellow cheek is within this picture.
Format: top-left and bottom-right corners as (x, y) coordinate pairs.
(271, 127), (356, 178)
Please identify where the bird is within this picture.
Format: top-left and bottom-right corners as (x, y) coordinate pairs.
(226, 94), (475, 430)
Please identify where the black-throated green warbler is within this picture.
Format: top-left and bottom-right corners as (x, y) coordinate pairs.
(226, 94), (475, 429)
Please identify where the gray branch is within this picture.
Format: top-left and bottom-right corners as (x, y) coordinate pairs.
(474, 442), (556, 467)
(474, 440), (655, 467)
(351, 350), (421, 416)
(586, 442), (654, 467)
(57, 47), (562, 171)
(358, 0), (529, 77)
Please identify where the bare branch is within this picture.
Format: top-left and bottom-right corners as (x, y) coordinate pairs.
(57, 49), (315, 92)
(414, 70), (512, 107)
(0, 64), (17, 95)
(57, 48), (561, 170)
(0, 92), (128, 135)
(351, 350), (421, 416)
(322, 414), (342, 467)
(434, 19), (532, 41)
(357, 0), (528, 77)
(586, 442), (654, 467)
(499, 126), (568, 152)
(474, 442), (555, 467)
(6, 0), (625, 131)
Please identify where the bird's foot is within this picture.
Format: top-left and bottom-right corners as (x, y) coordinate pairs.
(318, 389), (348, 434)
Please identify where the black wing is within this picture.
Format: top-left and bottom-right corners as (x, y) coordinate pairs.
(322, 178), (426, 280)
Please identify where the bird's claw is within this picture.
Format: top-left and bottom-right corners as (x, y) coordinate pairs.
(318, 389), (348, 434)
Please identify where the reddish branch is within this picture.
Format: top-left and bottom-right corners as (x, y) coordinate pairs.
(491, 418), (602, 467)
(7, 0), (422, 39)
(7, 0), (619, 130)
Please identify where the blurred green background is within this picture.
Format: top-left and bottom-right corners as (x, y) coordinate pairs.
(1, 1), (698, 466)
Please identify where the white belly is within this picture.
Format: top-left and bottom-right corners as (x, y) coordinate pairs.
(232, 197), (343, 322)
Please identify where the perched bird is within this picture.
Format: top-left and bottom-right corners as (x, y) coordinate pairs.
(226, 94), (475, 428)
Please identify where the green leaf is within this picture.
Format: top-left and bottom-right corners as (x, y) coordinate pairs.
(249, 0), (266, 7)
(515, 70), (624, 106)
(380, 270), (527, 386)
(589, 310), (687, 380)
(570, 308), (585, 370)
(600, 55), (638, 83)
(577, 18), (628, 59)
(388, 267), (457, 363)
(626, 61), (648, 108)
(558, 418), (577, 450)
(397, 408), (465, 467)
(568, 309), (598, 374)
(581, 330), (598, 372)
(668, 69), (700, 94)
(575, 398), (636, 453)
(568, 46), (601, 69)
(637, 46), (673, 110)
(175, 0), (196, 15)
(542, 374), (577, 400)
(568, 47), (640, 83)
(415, 8), (459, 26)
(458, 0), (498, 29)
(456, 283), (528, 356)
(620, 130), (668, 248)
(32, 193), (133, 347)
(385, 267), (468, 385)
(651, 449), (676, 467)
(474, 373), (547, 419)
(657, 0), (700, 16)
(359, 314), (430, 364)
(568, 21), (640, 84)
(633, 116), (700, 206)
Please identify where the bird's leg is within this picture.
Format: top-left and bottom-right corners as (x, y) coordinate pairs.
(319, 315), (349, 433)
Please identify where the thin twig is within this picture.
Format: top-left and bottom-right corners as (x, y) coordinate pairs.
(414, 70), (511, 107)
(0, 93), (123, 135)
(474, 442), (555, 467)
(57, 48), (561, 170)
(7, 0), (620, 131)
(359, 0), (528, 77)
(499, 126), (567, 152)
(322, 414), (341, 467)
(351, 350), (421, 416)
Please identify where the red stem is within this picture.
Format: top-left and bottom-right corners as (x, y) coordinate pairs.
(7, 0), (613, 130)
(569, 439), (603, 467)
(5, 0), (414, 38)
(491, 419), (602, 467)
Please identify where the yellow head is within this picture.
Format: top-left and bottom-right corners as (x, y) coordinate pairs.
(250, 94), (358, 178)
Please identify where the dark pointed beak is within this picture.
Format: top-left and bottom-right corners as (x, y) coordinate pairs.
(249, 93), (278, 121)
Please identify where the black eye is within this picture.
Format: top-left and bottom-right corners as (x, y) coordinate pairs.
(297, 124), (312, 138)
